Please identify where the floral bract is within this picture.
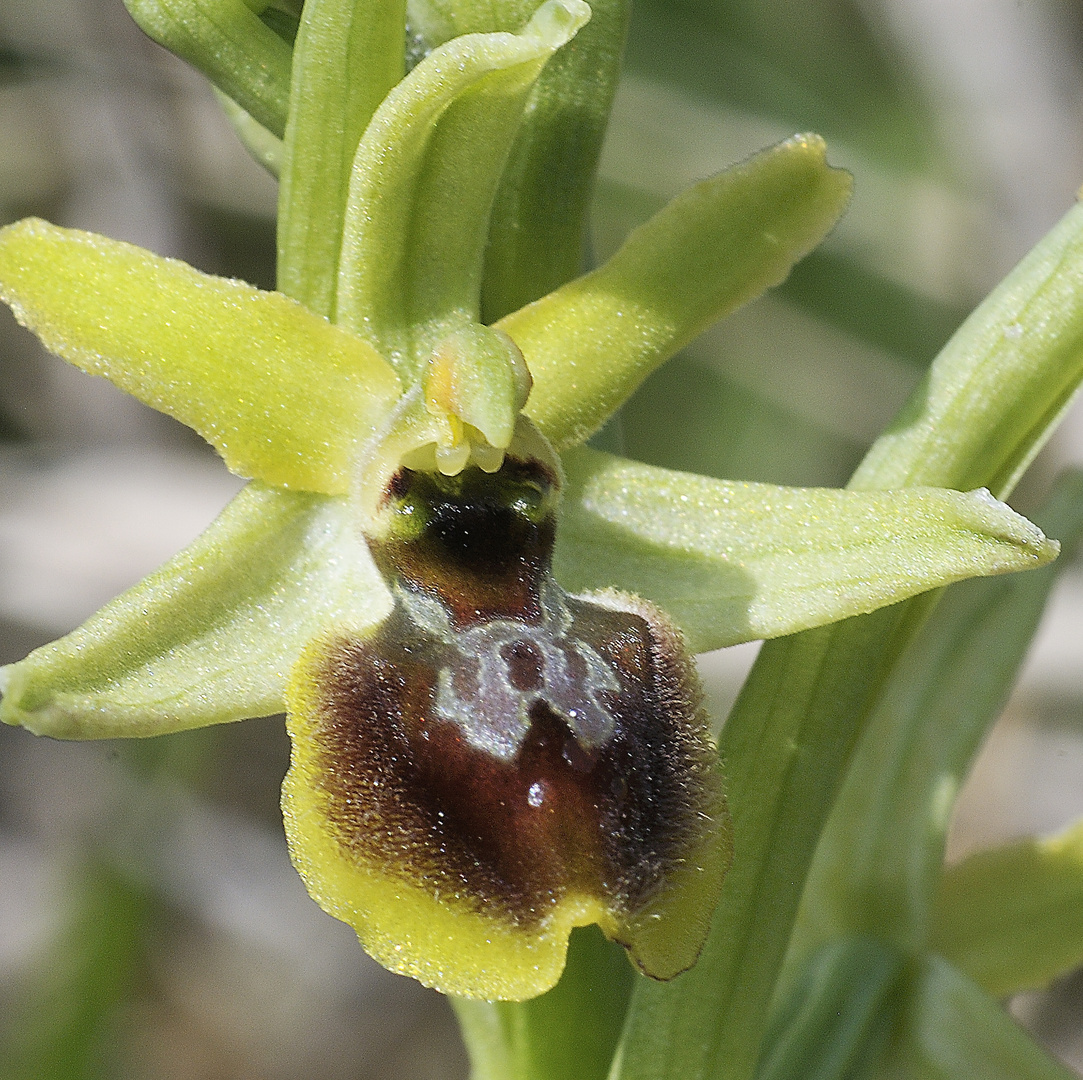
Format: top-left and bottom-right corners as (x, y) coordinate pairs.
(0, 0), (1059, 1000)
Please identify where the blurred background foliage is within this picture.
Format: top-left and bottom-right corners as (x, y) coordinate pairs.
(0, 0), (1082, 1076)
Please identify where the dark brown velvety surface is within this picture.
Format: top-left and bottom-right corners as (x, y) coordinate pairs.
(306, 461), (724, 931)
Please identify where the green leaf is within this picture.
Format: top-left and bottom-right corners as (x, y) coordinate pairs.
(276, 0), (406, 316)
(335, 0), (591, 374)
(452, 927), (633, 1080)
(555, 447), (1057, 654)
(123, 0), (292, 137)
(932, 817), (1083, 997)
(0, 219), (402, 495)
(793, 470), (1083, 962)
(755, 937), (904, 1080)
(611, 189), (1083, 1080)
(500, 134), (852, 449)
(853, 200), (1083, 497)
(0, 485), (390, 738)
(891, 955), (1077, 1080)
(481, 0), (631, 321)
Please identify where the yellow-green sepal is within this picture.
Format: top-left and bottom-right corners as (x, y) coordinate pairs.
(0, 219), (401, 494)
(501, 134), (852, 449)
(0, 486), (390, 738)
(554, 448), (1058, 653)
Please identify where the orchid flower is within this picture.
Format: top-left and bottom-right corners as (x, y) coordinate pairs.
(0, 0), (1059, 1003)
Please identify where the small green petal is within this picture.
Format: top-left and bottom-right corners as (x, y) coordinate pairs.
(215, 88), (283, 176)
(406, 0), (541, 40)
(932, 818), (1083, 997)
(0, 485), (390, 739)
(555, 448), (1057, 653)
(124, 0), (292, 137)
(0, 219), (402, 494)
(500, 134), (852, 449)
(335, 0), (591, 374)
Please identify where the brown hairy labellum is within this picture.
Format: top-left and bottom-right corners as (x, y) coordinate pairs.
(283, 453), (731, 999)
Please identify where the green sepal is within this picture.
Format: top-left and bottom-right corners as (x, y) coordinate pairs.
(555, 447), (1058, 654)
(481, 0), (630, 321)
(277, 0), (406, 316)
(932, 817), (1083, 997)
(0, 484), (390, 739)
(501, 134), (852, 449)
(335, 0), (591, 374)
(890, 955), (1078, 1080)
(123, 0), (292, 137)
(0, 219), (402, 495)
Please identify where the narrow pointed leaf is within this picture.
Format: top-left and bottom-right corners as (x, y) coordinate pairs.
(853, 200), (1083, 497)
(555, 448), (1057, 654)
(499, 134), (852, 449)
(895, 955), (1077, 1080)
(124, 0), (292, 137)
(932, 818), (1083, 997)
(277, 0), (406, 315)
(793, 470), (1083, 962)
(335, 0), (591, 374)
(481, 0), (630, 321)
(755, 937), (903, 1080)
(0, 219), (401, 494)
(613, 191), (1083, 1080)
(0, 486), (390, 739)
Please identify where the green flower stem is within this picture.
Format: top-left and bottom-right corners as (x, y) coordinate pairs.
(932, 816), (1083, 997)
(124, 0), (292, 137)
(335, 0), (590, 373)
(502, 135), (852, 450)
(480, 0), (630, 321)
(891, 955), (1077, 1080)
(454, 927), (632, 1080)
(613, 201), (1083, 1080)
(277, 0), (406, 316)
(793, 470), (1083, 962)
